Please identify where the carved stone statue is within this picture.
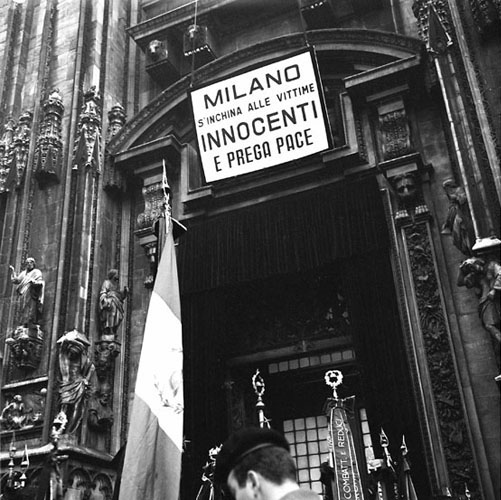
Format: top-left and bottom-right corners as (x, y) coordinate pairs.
(0, 394), (30, 430)
(57, 330), (95, 434)
(9, 257), (44, 326)
(88, 382), (114, 431)
(99, 269), (128, 336)
(457, 257), (501, 380)
(441, 179), (475, 256)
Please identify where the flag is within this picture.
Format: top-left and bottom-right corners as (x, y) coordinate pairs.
(118, 220), (183, 500)
(397, 436), (419, 500)
(326, 396), (365, 500)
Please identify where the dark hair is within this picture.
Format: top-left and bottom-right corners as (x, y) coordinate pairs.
(231, 446), (296, 487)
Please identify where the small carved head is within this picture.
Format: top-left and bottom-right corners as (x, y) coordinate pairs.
(458, 257), (485, 288)
(393, 172), (418, 202)
(148, 40), (167, 61)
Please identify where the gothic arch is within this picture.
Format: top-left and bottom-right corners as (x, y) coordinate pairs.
(108, 29), (423, 155)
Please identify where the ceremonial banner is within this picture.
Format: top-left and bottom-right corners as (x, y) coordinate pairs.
(190, 48), (331, 182)
(328, 397), (365, 500)
(119, 223), (183, 500)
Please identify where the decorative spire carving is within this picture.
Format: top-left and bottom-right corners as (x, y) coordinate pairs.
(9, 111), (33, 189)
(0, 117), (16, 193)
(412, 0), (450, 43)
(34, 89), (64, 186)
(74, 86), (102, 172)
(103, 104), (126, 191)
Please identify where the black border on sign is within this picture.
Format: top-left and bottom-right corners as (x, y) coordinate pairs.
(187, 47), (333, 184)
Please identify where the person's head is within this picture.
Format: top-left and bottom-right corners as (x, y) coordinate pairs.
(26, 257), (36, 270)
(214, 428), (298, 500)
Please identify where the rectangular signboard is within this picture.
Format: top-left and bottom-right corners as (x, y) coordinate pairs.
(190, 49), (331, 183)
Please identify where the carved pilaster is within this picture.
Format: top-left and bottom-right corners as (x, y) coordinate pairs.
(381, 156), (480, 497)
(9, 111), (32, 189)
(34, 89), (64, 186)
(377, 98), (413, 162)
(404, 222), (479, 496)
(74, 86), (102, 173)
(0, 117), (16, 193)
(103, 104), (126, 192)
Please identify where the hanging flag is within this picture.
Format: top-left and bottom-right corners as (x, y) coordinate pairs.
(326, 396), (365, 500)
(118, 219), (184, 500)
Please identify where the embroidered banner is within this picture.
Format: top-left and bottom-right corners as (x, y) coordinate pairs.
(328, 398), (365, 500)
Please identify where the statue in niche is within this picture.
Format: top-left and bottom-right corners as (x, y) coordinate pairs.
(98, 269), (128, 336)
(9, 257), (44, 326)
(57, 330), (95, 434)
(0, 394), (30, 430)
(441, 179), (475, 256)
(457, 257), (501, 380)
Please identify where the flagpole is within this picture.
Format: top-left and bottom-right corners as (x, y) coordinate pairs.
(252, 369), (271, 429)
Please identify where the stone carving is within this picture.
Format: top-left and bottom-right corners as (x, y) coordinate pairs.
(35, 89), (64, 186)
(99, 269), (128, 336)
(0, 395), (29, 430)
(103, 104), (127, 192)
(0, 391), (45, 431)
(10, 257), (44, 327)
(8, 111), (33, 189)
(0, 117), (16, 193)
(57, 330), (95, 434)
(148, 39), (167, 62)
(5, 325), (44, 370)
(412, 0), (450, 43)
(441, 179), (475, 256)
(88, 382), (114, 432)
(405, 222), (479, 495)
(468, 0), (501, 36)
(457, 257), (501, 379)
(74, 86), (101, 171)
(378, 104), (412, 161)
(389, 171), (429, 222)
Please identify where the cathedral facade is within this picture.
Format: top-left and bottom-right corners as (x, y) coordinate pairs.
(0, 0), (500, 499)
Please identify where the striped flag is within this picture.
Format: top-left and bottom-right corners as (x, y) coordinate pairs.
(119, 220), (183, 500)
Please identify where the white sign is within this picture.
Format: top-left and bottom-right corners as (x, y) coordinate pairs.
(190, 50), (331, 182)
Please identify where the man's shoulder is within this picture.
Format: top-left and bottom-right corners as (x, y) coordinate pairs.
(280, 488), (321, 500)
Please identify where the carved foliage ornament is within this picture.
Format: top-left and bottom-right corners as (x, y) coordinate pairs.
(35, 88), (64, 185)
(405, 222), (478, 495)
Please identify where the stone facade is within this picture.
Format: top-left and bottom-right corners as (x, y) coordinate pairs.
(0, 1), (499, 499)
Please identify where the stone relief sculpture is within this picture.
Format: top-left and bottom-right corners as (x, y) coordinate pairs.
(0, 395), (29, 430)
(57, 330), (95, 434)
(98, 269), (128, 337)
(10, 257), (44, 327)
(441, 179), (475, 256)
(457, 257), (501, 381)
